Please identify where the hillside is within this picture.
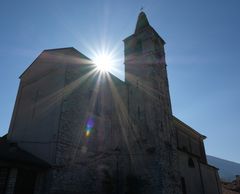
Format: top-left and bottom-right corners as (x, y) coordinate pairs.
(207, 155), (240, 181)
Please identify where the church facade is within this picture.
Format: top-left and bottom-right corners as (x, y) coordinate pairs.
(0, 12), (222, 194)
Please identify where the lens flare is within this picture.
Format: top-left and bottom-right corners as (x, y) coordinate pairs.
(86, 130), (91, 137)
(85, 118), (94, 137)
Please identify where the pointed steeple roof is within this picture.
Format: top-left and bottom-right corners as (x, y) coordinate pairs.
(135, 11), (150, 33)
(133, 11), (165, 44)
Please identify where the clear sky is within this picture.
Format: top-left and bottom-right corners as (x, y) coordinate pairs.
(0, 0), (239, 163)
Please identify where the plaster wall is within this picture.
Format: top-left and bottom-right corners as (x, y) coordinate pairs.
(8, 66), (66, 163)
(178, 151), (204, 194)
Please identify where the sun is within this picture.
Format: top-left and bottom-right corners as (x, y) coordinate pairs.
(93, 53), (113, 72)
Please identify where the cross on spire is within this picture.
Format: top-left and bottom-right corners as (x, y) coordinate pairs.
(140, 6), (144, 11)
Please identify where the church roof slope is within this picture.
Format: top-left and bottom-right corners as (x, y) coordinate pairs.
(173, 116), (207, 139)
(0, 138), (50, 168)
(43, 47), (90, 60)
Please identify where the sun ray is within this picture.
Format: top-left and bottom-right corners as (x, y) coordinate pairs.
(106, 74), (146, 167)
(32, 67), (98, 117)
(69, 72), (104, 162)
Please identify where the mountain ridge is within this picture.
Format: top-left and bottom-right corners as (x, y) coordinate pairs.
(207, 155), (240, 182)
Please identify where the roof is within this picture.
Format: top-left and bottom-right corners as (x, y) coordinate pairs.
(43, 47), (90, 60)
(173, 116), (207, 139)
(0, 138), (50, 169)
(19, 47), (91, 79)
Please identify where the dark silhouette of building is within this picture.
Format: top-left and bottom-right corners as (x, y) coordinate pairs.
(0, 12), (222, 194)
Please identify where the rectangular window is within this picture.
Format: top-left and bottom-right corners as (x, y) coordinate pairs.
(181, 177), (187, 194)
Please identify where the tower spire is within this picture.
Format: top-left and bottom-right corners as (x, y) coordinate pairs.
(135, 11), (150, 33)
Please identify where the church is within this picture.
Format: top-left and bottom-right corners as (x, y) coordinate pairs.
(0, 12), (222, 194)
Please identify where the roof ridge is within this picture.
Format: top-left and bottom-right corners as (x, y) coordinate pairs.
(19, 47), (91, 79)
(43, 47), (75, 52)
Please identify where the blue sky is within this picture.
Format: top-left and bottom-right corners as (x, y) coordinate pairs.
(0, 0), (240, 163)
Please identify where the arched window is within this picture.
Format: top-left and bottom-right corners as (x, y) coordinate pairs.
(188, 158), (195, 168)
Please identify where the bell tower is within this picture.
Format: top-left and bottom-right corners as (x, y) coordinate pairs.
(124, 11), (173, 146)
(124, 12), (181, 194)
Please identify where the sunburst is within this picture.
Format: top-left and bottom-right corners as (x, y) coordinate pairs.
(93, 51), (114, 72)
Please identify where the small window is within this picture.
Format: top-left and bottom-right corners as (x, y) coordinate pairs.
(136, 40), (142, 53)
(182, 146), (188, 152)
(160, 122), (163, 131)
(31, 89), (40, 120)
(188, 158), (195, 168)
(88, 90), (93, 99)
(137, 106), (140, 118)
(154, 39), (160, 51)
(94, 94), (101, 115)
